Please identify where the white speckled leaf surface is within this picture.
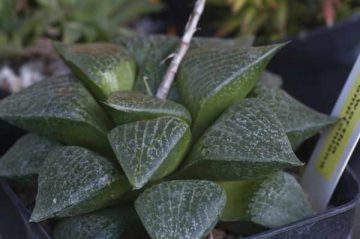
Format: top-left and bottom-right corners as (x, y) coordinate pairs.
(30, 146), (131, 222)
(178, 98), (302, 180)
(249, 171), (315, 228)
(255, 87), (337, 148)
(108, 116), (191, 189)
(178, 44), (284, 138)
(0, 75), (113, 154)
(53, 206), (143, 239)
(103, 91), (192, 125)
(135, 180), (226, 239)
(55, 42), (136, 100)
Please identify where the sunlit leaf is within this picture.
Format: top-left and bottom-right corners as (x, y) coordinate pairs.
(178, 44), (284, 138)
(177, 98), (302, 180)
(135, 180), (226, 239)
(54, 42), (136, 100)
(0, 133), (60, 179)
(103, 91), (192, 125)
(0, 75), (112, 154)
(108, 117), (191, 189)
(30, 146), (130, 222)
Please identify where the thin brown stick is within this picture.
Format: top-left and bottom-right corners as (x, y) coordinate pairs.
(156, 0), (206, 99)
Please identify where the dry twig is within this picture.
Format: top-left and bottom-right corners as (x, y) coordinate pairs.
(156, 0), (206, 99)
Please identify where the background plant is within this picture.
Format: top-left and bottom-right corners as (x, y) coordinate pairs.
(204, 0), (360, 41)
(0, 0), (163, 58)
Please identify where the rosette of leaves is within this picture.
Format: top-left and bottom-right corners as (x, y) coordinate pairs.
(0, 34), (336, 239)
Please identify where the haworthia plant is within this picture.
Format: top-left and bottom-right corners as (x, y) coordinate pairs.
(0, 33), (336, 238)
(103, 91), (192, 125)
(30, 146), (130, 222)
(53, 206), (143, 239)
(254, 87), (337, 148)
(54, 42), (136, 101)
(178, 44), (284, 138)
(218, 172), (315, 224)
(177, 98), (302, 180)
(108, 117), (191, 189)
(0, 133), (60, 179)
(0, 75), (112, 154)
(135, 180), (226, 239)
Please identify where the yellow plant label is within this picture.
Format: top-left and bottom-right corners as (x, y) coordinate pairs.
(316, 75), (360, 180)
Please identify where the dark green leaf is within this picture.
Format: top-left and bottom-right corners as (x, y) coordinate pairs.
(108, 117), (191, 189)
(178, 44), (284, 138)
(249, 171), (314, 228)
(30, 146), (130, 222)
(54, 42), (136, 100)
(103, 91), (192, 125)
(135, 180), (226, 239)
(0, 133), (60, 179)
(53, 206), (143, 239)
(255, 87), (337, 148)
(0, 75), (112, 154)
(117, 35), (179, 98)
(177, 98), (302, 180)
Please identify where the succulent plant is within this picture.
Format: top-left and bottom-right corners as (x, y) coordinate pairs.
(0, 34), (337, 238)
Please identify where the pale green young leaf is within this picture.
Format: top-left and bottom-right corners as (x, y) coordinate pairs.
(30, 146), (131, 222)
(54, 42), (136, 100)
(108, 117), (191, 189)
(135, 180), (226, 239)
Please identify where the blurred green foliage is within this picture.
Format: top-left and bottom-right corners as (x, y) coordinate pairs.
(0, 0), (163, 57)
(206, 0), (360, 41)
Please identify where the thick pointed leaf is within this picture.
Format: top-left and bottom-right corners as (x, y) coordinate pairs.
(103, 91), (192, 125)
(30, 146), (130, 222)
(255, 87), (337, 148)
(249, 171), (314, 228)
(217, 180), (260, 221)
(178, 44), (284, 138)
(53, 206), (143, 239)
(135, 180), (226, 239)
(0, 133), (60, 179)
(108, 117), (191, 189)
(54, 42), (136, 100)
(117, 35), (179, 97)
(177, 98), (302, 180)
(219, 172), (314, 227)
(0, 75), (112, 154)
